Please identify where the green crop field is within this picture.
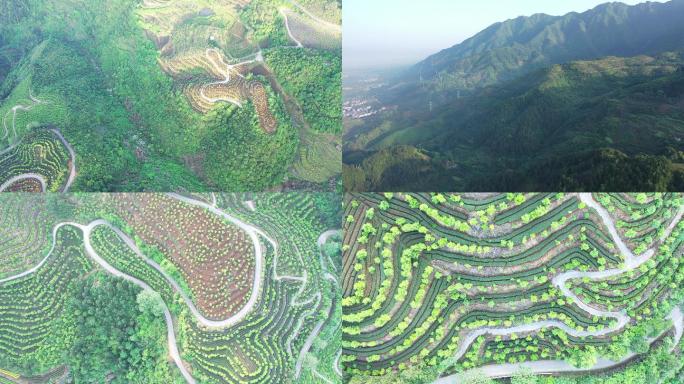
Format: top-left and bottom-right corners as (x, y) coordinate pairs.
(0, 192), (342, 384)
(342, 193), (684, 383)
(0, 0), (341, 191)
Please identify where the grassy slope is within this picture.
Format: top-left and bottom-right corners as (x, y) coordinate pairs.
(0, 0), (208, 191)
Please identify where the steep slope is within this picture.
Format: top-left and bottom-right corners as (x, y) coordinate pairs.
(437, 53), (684, 156)
(346, 53), (684, 191)
(410, 0), (684, 91)
(0, 1), (30, 88)
(1, 0), (341, 191)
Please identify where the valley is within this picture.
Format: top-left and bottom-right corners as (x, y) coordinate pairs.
(0, 0), (341, 192)
(343, 0), (684, 192)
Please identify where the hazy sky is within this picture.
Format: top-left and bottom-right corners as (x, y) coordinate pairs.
(344, 0), (668, 70)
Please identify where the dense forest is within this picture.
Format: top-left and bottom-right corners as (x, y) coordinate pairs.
(409, 0), (684, 92)
(265, 47), (342, 134)
(66, 274), (179, 383)
(0, 270), (179, 383)
(0, 0), (341, 191)
(344, 0), (684, 192)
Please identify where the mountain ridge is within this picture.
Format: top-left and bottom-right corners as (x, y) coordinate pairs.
(344, 0), (684, 191)
(407, 0), (684, 91)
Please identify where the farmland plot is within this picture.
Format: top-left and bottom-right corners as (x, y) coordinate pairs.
(110, 193), (256, 320)
(0, 130), (73, 193)
(342, 193), (684, 383)
(1, 0), (340, 191)
(281, 7), (341, 51)
(136, 0), (342, 186)
(0, 192), (341, 384)
(170, 192), (342, 383)
(0, 194), (57, 279)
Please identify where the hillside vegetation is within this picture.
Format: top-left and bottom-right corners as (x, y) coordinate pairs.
(0, 192), (342, 384)
(344, 0), (684, 192)
(343, 192), (684, 383)
(1, 0), (341, 191)
(410, 0), (684, 92)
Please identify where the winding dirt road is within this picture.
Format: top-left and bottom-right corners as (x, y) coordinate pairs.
(1, 194), (340, 383)
(2, 90), (44, 144)
(177, 193), (340, 381)
(0, 174), (47, 192)
(0, 219), (197, 383)
(436, 307), (684, 382)
(294, 230), (342, 379)
(281, 8), (304, 48)
(80, 220), (198, 384)
(199, 48), (264, 108)
(434, 193), (684, 383)
(1, 92), (77, 192)
(0, 194), (271, 383)
(49, 128), (77, 192)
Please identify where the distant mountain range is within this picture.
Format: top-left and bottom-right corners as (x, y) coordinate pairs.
(409, 0), (684, 91)
(344, 0), (684, 192)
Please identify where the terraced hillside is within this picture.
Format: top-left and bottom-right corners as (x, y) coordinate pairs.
(137, 0), (342, 186)
(111, 194), (257, 320)
(0, 130), (75, 192)
(0, 0), (341, 191)
(342, 193), (684, 383)
(0, 192), (342, 384)
(0, 194), (62, 280)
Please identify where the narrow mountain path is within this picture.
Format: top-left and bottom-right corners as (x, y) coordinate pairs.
(281, 8), (304, 48)
(0, 174), (47, 192)
(1, 89), (45, 144)
(80, 220), (197, 384)
(50, 128), (77, 192)
(334, 350), (343, 377)
(0, 194), (267, 382)
(0, 194), (337, 383)
(170, 194), (343, 379)
(294, 230), (342, 379)
(434, 193), (684, 383)
(672, 306), (684, 346)
(199, 48), (263, 108)
(0, 219), (201, 383)
(0, 219), (194, 383)
(1, 92), (77, 192)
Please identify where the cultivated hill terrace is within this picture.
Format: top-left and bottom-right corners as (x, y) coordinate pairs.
(0, 0), (341, 191)
(343, 192), (684, 383)
(0, 192), (342, 384)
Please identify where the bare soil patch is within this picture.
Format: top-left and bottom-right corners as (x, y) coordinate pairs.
(113, 194), (256, 320)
